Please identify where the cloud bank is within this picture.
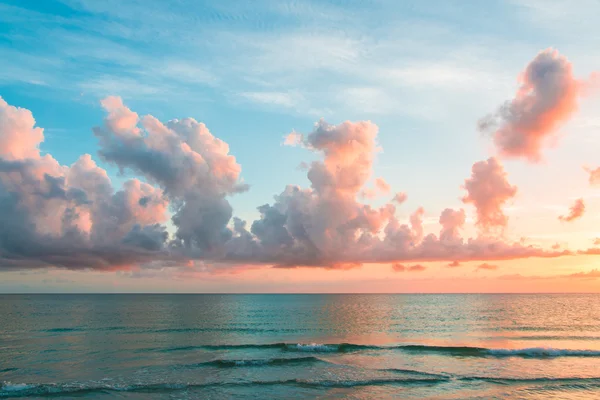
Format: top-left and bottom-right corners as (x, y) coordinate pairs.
(0, 89), (577, 272)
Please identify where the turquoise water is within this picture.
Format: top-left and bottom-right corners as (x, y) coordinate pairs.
(1, 294), (600, 399)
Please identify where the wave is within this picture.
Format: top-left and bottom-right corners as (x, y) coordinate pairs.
(5, 376), (600, 397)
(207, 343), (379, 353)
(0, 377), (446, 397)
(41, 326), (127, 334)
(149, 343), (377, 353)
(485, 348), (600, 357)
(0, 368), (18, 374)
(42, 328), (84, 333)
(140, 342), (600, 358)
(283, 343), (378, 352)
(191, 356), (325, 368)
(394, 345), (600, 358)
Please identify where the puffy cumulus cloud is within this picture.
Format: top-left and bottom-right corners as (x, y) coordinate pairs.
(391, 263), (426, 272)
(439, 208), (466, 242)
(393, 192), (407, 204)
(462, 157), (517, 231)
(559, 198), (585, 222)
(476, 263), (498, 271)
(231, 120), (567, 268)
(0, 98), (44, 160)
(0, 98), (576, 273)
(0, 97), (170, 270)
(94, 96), (248, 254)
(479, 49), (582, 162)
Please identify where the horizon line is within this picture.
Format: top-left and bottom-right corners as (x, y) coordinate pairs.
(0, 292), (598, 295)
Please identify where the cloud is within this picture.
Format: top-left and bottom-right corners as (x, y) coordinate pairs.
(391, 263), (405, 272)
(94, 96), (248, 254)
(447, 261), (461, 267)
(375, 177), (391, 194)
(0, 97), (576, 272)
(566, 269), (600, 279)
(392, 192), (407, 204)
(558, 198), (585, 222)
(232, 120), (568, 268)
(479, 48), (581, 162)
(584, 166), (600, 186)
(0, 97), (44, 160)
(360, 177), (391, 199)
(499, 269), (600, 281)
(476, 263), (498, 271)
(0, 96), (171, 270)
(391, 263), (426, 272)
(439, 208), (466, 242)
(462, 157), (517, 231)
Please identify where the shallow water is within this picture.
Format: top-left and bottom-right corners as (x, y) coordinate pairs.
(1, 294), (599, 399)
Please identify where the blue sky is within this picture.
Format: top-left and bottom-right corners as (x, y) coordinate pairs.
(3, 0), (600, 292)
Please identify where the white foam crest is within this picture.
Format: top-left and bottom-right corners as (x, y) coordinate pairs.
(288, 343), (338, 352)
(1, 382), (34, 392)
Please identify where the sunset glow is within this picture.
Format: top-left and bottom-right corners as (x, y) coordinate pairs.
(2, 1), (600, 293)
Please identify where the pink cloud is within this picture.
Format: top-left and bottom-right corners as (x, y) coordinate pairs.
(476, 263), (498, 271)
(283, 131), (303, 146)
(391, 263), (405, 272)
(447, 261), (461, 268)
(0, 97), (581, 273)
(585, 166), (600, 186)
(462, 157), (517, 231)
(0, 97), (45, 161)
(559, 198), (585, 222)
(393, 192), (407, 204)
(391, 263), (426, 272)
(439, 208), (466, 242)
(479, 49), (582, 162)
(241, 122), (567, 268)
(0, 97), (171, 270)
(360, 178), (391, 199)
(500, 269), (600, 280)
(375, 177), (391, 194)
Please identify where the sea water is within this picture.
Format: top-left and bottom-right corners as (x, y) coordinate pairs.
(1, 294), (600, 399)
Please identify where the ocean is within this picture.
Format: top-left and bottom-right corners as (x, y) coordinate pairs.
(1, 294), (599, 399)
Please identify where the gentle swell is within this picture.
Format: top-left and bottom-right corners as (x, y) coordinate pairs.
(0, 377), (446, 397)
(157, 343), (600, 358)
(5, 377), (600, 397)
(398, 345), (600, 358)
(149, 343), (379, 353)
(192, 356), (325, 368)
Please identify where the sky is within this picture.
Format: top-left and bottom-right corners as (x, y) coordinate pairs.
(2, 0), (600, 293)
